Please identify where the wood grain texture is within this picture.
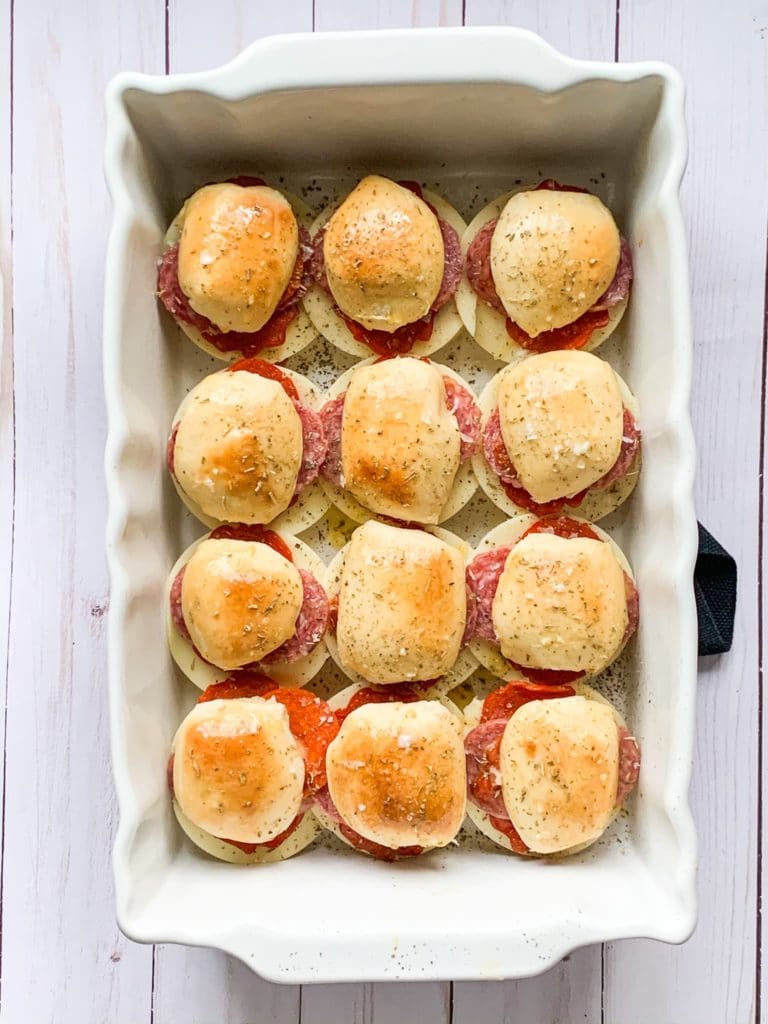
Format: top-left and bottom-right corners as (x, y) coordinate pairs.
(0, 3), (13, 1003)
(0, 1), (162, 1020)
(604, 2), (768, 1022)
(314, 0), (462, 31)
(463, 0), (615, 58)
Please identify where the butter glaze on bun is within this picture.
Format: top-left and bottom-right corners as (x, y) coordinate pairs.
(492, 533), (629, 674)
(500, 696), (619, 854)
(177, 183), (300, 333)
(341, 357), (461, 524)
(326, 700), (466, 849)
(497, 351), (624, 503)
(323, 175), (444, 332)
(173, 371), (302, 524)
(334, 521), (467, 684)
(172, 697), (305, 844)
(490, 190), (620, 337)
(181, 538), (303, 670)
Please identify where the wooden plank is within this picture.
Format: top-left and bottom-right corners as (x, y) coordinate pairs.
(0, 0), (162, 1020)
(463, 0), (615, 59)
(314, 0), (462, 31)
(604, 2), (767, 1021)
(451, 4), (615, 1022)
(0, 0), (13, 1001)
(168, 0), (313, 73)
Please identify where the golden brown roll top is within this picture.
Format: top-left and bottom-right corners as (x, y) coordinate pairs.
(491, 532), (629, 674)
(177, 183), (299, 333)
(172, 371), (303, 523)
(500, 696), (619, 854)
(340, 357), (460, 524)
(172, 697), (305, 843)
(490, 190), (620, 337)
(327, 700), (466, 849)
(181, 538), (303, 669)
(496, 351), (624, 503)
(336, 521), (466, 683)
(323, 176), (444, 332)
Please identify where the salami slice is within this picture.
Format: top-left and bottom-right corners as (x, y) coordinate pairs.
(465, 546), (512, 643)
(465, 219), (505, 313)
(319, 394), (345, 487)
(593, 238), (633, 311)
(169, 565), (192, 643)
(592, 408), (641, 491)
(294, 403), (328, 495)
(166, 422), (179, 477)
(616, 728), (641, 805)
(313, 786), (423, 861)
(261, 569), (329, 665)
(462, 583), (478, 647)
(442, 377), (481, 461)
(464, 719), (507, 817)
(156, 225), (312, 356)
(624, 572), (639, 643)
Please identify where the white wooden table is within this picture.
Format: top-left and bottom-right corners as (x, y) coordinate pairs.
(0, 1), (765, 1021)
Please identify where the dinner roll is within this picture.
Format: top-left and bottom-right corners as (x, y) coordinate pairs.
(500, 696), (618, 854)
(177, 183), (299, 333)
(172, 697), (305, 843)
(341, 357), (461, 523)
(491, 532), (628, 674)
(327, 700), (466, 848)
(181, 538), (303, 669)
(490, 190), (620, 337)
(496, 351), (624, 503)
(172, 370), (302, 523)
(336, 521), (467, 683)
(323, 176), (444, 331)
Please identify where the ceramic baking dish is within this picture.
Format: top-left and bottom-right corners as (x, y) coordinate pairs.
(103, 27), (697, 982)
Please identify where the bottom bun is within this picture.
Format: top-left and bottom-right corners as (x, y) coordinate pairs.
(173, 800), (317, 864)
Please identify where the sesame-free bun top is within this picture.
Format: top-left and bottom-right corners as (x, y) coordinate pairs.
(341, 357), (461, 524)
(172, 371), (302, 523)
(490, 190), (620, 337)
(323, 176), (444, 332)
(500, 695), (619, 854)
(180, 538), (303, 670)
(172, 697), (305, 843)
(177, 183), (299, 333)
(492, 532), (628, 674)
(327, 700), (466, 849)
(496, 351), (624, 503)
(336, 521), (467, 684)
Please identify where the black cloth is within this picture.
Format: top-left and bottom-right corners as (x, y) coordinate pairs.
(695, 523), (736, 656)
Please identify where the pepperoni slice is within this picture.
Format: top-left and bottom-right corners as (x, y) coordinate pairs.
(208, 523), (294, 562)
(479, 679), (576, 725)
(340, 309), (436, 356)
(227, 356), (300, 401)
(506, 663), (586, 686)
(520, 515), (599, 542)
(487, 814), (529, 854)
(197, 673), (276, 703)
(221, 813), (305, 854)
(169, 565), (192, 643)
(262, 688), (339, 797)
(505, 308), (610, 353)
(334, 684), (422, 725)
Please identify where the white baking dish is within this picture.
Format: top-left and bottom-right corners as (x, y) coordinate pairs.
(104, 27), (697, 983)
